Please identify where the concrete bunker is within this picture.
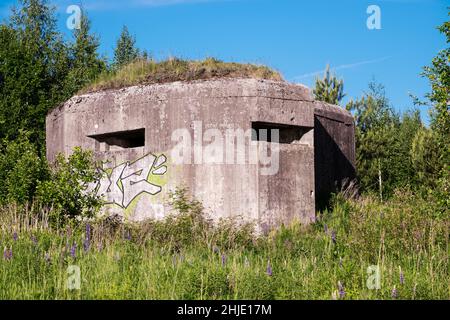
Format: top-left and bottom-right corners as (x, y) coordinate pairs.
(46, 78), (355, 231)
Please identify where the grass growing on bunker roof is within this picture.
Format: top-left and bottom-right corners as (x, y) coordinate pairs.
(80, 57), (284, 94)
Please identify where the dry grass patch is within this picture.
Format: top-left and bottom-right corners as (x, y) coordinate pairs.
(80, 57), (284, 94)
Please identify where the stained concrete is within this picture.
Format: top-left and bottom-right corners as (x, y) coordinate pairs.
(46, 78), (355, 231)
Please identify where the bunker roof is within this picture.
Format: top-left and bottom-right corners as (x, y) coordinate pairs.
(80, 57), (284, 94)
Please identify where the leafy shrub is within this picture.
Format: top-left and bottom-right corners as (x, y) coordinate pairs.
(36, 147), (101, 224)
(0, 131), (48, 205)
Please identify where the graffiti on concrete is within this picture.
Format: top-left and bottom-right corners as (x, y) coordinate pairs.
(87, 153), (167, 209)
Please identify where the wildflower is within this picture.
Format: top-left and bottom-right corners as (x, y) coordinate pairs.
(337, 281), (345, 298)
(70, 243), (77, 258)
(85, 223), (91, 242)
(221, 253), (227, 266)
(331, 230), (337, 244)
(125, 230), (131, 241)
(13, 232), (18, 241)
(324, 224), (328, 233)
(212, 246), (219, 254)
(400, 271), (404, 285)
(266, 261), (273, 276)
(3, 248), (12, 261)
(391, 286), (398, 299)
(83, 239), (90, 252)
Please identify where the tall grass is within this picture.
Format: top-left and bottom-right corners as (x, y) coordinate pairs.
(80, 57), (283, 94)
(0, 188), (448, 299)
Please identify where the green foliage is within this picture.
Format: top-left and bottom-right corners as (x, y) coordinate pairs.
(0, 190), (447, 299)
(0, 0), (70, 147)
(347, 82), (423, 197)
(113, 25), (140, 69)
(411, 127), (442, 186)
(0, 131), (48, 204)
(313, 65), (345, 105)
(0, 1), (105, 149)
(138, 187), (256, 251)
(421, 13), (450, 179)
(64, 10), (106, 95)
(36, 148), (101, 224)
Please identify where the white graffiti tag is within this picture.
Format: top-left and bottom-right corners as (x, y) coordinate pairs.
(88, 154), (167, 208)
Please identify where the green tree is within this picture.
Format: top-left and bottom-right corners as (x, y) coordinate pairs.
(421, 12), (450, 215)
(0, 131), (48, 205)
(346, 82), (423, 198)
(65, 10), (106, 94)
(113, 25), (140, 69)
(421, 12), (449, 173)
(0, 0), (70, 149)
(313, 65), (345, 105)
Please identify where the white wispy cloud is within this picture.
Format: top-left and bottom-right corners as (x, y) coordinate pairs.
(292, 56), (391, 80)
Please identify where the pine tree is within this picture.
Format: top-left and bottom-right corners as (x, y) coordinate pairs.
(313, 65), (345, 105)
(113, 25), (140, 69)
(65, 10), (106, 94)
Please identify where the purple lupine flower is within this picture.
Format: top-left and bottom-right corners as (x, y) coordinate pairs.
(391, 286), (398, 299)
(338, 281), (345, 298)
(400, 271), (404, 285)
(125, 230), (131, 241)
(70, 243), (77, 258)
(13, 232), (18, 241)
(83, 239), (90, 252)
(85, 223), (91, 242)
(266, 261), (273, 276)
(331, 230), (337, 244)
(3, 248), (12, 261)
(221, 253), (227, 266)
(324, 224), (328, 233)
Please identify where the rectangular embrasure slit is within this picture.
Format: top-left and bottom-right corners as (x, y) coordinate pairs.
(251, 121), (312, 145)
(88, 128), (145, 151)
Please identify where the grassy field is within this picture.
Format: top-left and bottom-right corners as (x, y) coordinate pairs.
(0, 189), (448, 300)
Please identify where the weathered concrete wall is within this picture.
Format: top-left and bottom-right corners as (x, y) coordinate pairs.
(314, 102), (356, 207)
(46, 78), (354, 231)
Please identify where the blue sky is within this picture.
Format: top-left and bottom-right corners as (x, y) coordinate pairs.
(1, 0), (448, 123)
